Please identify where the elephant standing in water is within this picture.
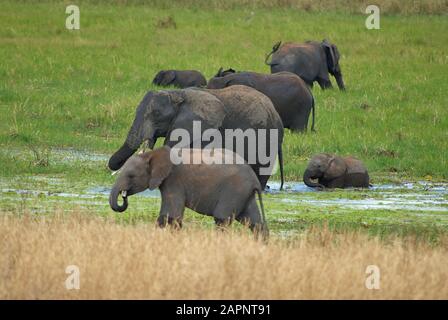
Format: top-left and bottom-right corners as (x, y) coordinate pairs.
(152, 70), (207, 88)
(109, 147), (268, 240)
(303, 153), (370, 189)
(208, 68), (315, 132)
(108, 85), (284, 190)
(265, 40), (346, 90)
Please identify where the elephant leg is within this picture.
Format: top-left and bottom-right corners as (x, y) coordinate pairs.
(212, 182), (255, 228)
(290, 108), (311, 132)
(236, 197), (268, 242)
(157, 190), (185, 229)
(316, 76), (333, 89)
(317, 78), (333, 90)
(345, 173), (370, 188)
(324, 176), (346, 189)
(214, 217), (233, 231)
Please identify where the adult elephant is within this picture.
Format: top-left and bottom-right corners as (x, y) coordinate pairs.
(208, 68), (315, 132)
(108, 85), (284, 189)
(265, 40), (346, 90)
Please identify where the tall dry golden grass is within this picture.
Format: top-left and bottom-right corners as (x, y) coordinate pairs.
(0, 211), (447, 299)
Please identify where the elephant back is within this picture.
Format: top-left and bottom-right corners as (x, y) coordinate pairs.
(344, 157), (368, 174)
(208, 85), (283, 132)
(183, 88), (226, 128)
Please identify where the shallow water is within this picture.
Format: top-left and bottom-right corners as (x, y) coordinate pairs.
(2, 178), (447, 214)
(265, 181), (447, 211)
(0, 146), (447, 216)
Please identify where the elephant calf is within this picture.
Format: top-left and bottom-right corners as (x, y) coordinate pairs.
(303, 153), (370, 189)
(109, 147), (268, 240)
(152, 69), (207, 88)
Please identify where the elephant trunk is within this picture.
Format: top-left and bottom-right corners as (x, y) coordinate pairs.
(109, 185), (128, 212)
(108, 143), (139, 171)
(334, 71), (345, 91)
(108, 92), (157, 171)
(303, 169), (324, 189)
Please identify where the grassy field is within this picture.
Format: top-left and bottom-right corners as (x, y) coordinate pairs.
(1, 1), (447, 181)
(0, 1), (447, 228)
(0, 0), (447, 300)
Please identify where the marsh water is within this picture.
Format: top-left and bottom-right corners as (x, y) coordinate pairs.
(1, 148), (447, 230)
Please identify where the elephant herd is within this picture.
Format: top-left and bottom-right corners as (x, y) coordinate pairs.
(109, 39), (369, 240)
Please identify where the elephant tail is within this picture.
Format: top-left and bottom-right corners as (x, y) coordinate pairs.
(264, 41), (282, 66)
(279, 143), (284, 191)
(255, 188), (269, 242)
(311, 95), (316, 132)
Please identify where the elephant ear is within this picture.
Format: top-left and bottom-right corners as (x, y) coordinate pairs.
(215, 67), (224, 77)
(179, 89), (225, 127)
(146, 147), (173, 190)
(323, 156), (347, 180)
(164, 89), (225, 149)
(224, 68), (236, 75)
(322, 39), (337, 74)
(160, 71), (176, 86)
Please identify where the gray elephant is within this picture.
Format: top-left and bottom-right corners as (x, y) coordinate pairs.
(303, 153), (369, 189)
(208, 68), (315, 132)
(152, 70), (207, 88)
(108, 85), (284, 190)
(265, 40), (345, 90)
(109, 147), (268, 240)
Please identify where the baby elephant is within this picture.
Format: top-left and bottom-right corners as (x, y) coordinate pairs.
(152, 70), (207, 88)
(303, 153), (370, 189)
(109, 147), (268, 240)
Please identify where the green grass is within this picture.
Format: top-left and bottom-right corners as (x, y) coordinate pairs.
(0, 1), (447, 240)
(1, 1), (447, 181)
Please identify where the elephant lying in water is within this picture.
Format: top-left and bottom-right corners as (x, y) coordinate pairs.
(265, 40), (346, 90)
(152, 70), (207, 88)
(109, 147), (268, 240)
(208, 68), (315, 132)
(108, 85), (284, 190)
(303, 153), (370, 189)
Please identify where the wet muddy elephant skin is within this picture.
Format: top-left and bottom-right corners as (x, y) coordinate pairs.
(152, 70), (207, 88)
(303, 153), (369, 189)
(265, 40), (345, 90)
(108, 85), (284, 190)
(109, 147), (268, 240)
(208, 69), (315, 132)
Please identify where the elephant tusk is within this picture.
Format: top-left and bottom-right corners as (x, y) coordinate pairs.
(121, 190), (127, 197)
(111, 169), (121, 176)
(137, 140), (149, 154)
